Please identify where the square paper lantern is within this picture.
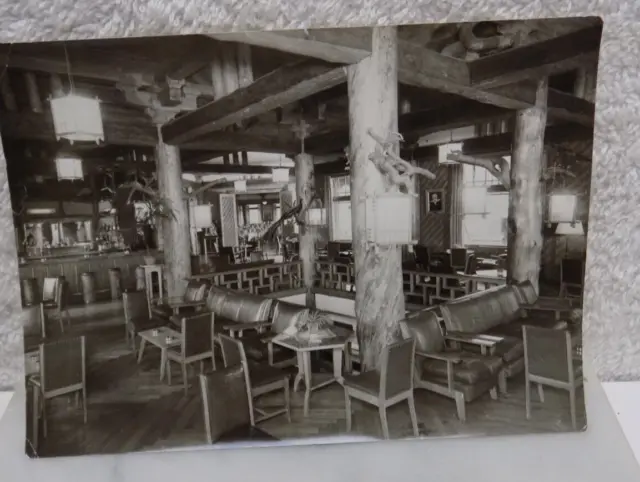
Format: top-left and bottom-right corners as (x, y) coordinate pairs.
(549, 194), (577, 223)
(50, 94), (104, 144)
(438, 142), (464, 165)
(271, 167), (290, 183)
(555, 221), (585, 236)
(55, 155), (84, 181)
(364, 192), (417, 245)
(190, 205), (213, 229)
(307, 207), (326, 226)
(234, 179), (247, 192)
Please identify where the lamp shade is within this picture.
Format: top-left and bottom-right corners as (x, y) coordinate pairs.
(234, 179), (247, 192)
(549, 194), (577, 223)
(55, 155), (84, 181)
(50, 94), (104, 144)
(438, 142), (464, 165)
(271, 167), (290, 183)
(364, 192), (416, 245)
(190, 205), (213, 229)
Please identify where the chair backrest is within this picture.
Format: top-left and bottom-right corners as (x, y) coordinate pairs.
(464, 254), (478, 275)
(218, 333), (248, 369)
(42, 277), (59, 302)
(522, 325), (574, 383)
(123, 290), (149, 322)
(380, 337), (416, 400)
(561, 258), (585, 286)
(327, 242), (341, 260)
(199, 364), (253, 444)
(399, 308), (445, 353)
(40, 336), (85, 395)
(450, 248), (467, 269)
(181, 313), (215, 358)
(513, 280), (539, 305)
(271, 302), (310, 334)
(429, 252), (454, 274)
(414, 245), (429, 267)
(249, 251), (263, 262)
(183, 280), (209, 303)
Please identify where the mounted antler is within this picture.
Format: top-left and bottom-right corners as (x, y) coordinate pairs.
(446, 151), (511, 190)
(367, 129), (436, 193)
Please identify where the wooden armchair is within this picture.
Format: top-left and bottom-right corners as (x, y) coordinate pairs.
(523, 325), (583, 430)
(343, 338), (419, 439)
(560, 258), (585, 299)
(199, 365), (278, 443)
(123, 290), (166, 350)
(152, 280), (210, 327)
(166, 313), (217, 395)
(400, 309), (504, 422)
(28, 336), (87, 448)
(39, 277), (70, 335)
(219, 334), (291, 423)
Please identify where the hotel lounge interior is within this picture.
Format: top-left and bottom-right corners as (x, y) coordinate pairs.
(2, 18), (598, 457)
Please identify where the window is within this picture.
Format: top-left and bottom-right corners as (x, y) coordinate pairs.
(274, 203), (281, 221)
(330, 175), (352, 241)
(247, 204), (262, 225)
(460, 157), (510, 246)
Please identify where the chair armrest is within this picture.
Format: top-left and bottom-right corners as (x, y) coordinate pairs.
(416, 350), (462, 363)
(444, 331), (501, 348)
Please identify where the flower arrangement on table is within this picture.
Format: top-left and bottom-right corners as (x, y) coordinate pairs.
(291, 310), (338, 344)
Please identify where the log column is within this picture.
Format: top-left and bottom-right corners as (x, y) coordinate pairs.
(149, 109), (192, 298)
(508, 78), (548, 292)
(348, 27), (405, 370)
(295, 152), (317, 308)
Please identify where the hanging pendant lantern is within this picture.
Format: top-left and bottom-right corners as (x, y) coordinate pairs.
(190, 204), (213, 229)
(50, 94), (104, 144)
(271, 167), (290, 183)
(306, 198), (327, 226)
(55, 154), (84, 181)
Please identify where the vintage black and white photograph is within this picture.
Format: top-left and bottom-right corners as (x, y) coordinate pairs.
(2, 17), (600, 458)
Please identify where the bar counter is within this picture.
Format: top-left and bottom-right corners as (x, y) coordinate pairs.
(19, 250), (162, 298)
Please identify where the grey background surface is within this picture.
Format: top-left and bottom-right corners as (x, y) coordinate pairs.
(0, 0), (637, 389)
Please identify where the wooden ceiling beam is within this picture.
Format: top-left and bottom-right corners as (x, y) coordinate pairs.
(215, 27), (596, 126)
(161, 59), (347, 144)
(467, 23), (603, 89)
(182, 164), (275, 175)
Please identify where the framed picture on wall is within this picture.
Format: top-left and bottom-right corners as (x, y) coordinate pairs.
(426, 189), (445, 213)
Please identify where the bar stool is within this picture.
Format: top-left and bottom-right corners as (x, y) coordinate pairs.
(80, 272), (97, 305)
(108, 268), (123, 301)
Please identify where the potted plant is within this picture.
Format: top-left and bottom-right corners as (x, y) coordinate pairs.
(293, 310), (336, 344)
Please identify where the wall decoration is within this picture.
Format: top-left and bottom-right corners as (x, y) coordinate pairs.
(426, 189), (445, 213)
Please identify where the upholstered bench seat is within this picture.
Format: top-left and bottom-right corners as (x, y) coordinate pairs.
(422, 352), (503, 385)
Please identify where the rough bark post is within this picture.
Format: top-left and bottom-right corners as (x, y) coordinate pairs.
(507, 78), (548, 293)
(348, 27), (405, 371)
(221, 45), (240, 96)
(150, 112), (192, 298)
(295, 152), (317, 308)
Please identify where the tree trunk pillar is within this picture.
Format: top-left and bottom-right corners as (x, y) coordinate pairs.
(295, 152), (317, 308)
(347, 26), (405, 371)
(154, 123), (192, 298)
(507, 78), (548, 293)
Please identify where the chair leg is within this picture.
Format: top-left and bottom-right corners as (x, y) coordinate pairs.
(454, 392), (466, 422)
(167, 361), (172, 385)
(344, 388), (352, 432)
(42, 400), (48, 439)
(498, 371), (508, 395)
(82, 386), (87, 424)
(569, 387), (577, 430)
(378, 405), (390, 439)
(58, 313), (64, 333)
(284, 379), (291, 423)
(181, 363), (188, 395)
(525, 376), (532, 420)
(537, 384), (545, 403)
(407, 395), (419, 437)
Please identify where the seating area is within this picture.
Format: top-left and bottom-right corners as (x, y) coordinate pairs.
(8, 20), (597, 458)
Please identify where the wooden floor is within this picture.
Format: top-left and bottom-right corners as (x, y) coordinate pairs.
(27, 300), (586, 458)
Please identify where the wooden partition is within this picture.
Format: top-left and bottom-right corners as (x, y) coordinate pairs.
(188, 260), (505, 305)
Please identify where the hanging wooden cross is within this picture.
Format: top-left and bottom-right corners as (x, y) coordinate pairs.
(367, 129), (436, 193)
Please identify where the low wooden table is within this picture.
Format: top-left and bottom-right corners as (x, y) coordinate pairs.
(527, 297), (576, 320)
(272, 328), (352, 417)
(137, 326), (182, 382)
